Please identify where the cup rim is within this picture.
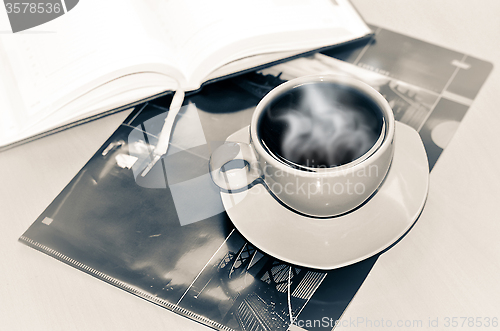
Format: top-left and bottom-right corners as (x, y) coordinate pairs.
(249, 74), (395, 177)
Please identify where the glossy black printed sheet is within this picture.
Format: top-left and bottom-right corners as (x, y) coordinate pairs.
(20, 26), (492, 331)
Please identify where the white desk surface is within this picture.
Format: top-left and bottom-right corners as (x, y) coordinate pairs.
(1, 1), (499, 330)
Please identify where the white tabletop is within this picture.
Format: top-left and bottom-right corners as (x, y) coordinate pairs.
(1, 1), (500, 330)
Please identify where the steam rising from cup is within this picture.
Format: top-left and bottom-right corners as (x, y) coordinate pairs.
(279, 84), (380, 167)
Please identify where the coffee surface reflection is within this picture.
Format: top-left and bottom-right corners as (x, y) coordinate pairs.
(258, 82), (383, 169)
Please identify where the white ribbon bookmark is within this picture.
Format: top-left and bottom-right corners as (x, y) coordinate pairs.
(141, 88), (185, 177)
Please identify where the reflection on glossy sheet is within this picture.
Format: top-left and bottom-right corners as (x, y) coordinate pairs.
(21, 93), (334, 330)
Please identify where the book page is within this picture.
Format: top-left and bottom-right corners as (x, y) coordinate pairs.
(0, 0), (181, 145)
(22, 73), (175, 144)
(138, 0), (370, 86)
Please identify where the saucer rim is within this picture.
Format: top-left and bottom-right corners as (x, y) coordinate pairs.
(221, 122), (429, 270)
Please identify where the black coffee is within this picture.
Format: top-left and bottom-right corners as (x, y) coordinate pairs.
(258, 82), (384, 169)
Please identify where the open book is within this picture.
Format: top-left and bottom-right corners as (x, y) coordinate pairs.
(0, 0), (371, 149)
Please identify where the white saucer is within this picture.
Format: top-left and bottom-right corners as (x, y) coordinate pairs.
(220, 122), (429, 270)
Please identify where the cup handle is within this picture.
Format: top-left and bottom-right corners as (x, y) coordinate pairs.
(209, 142), (261, 191)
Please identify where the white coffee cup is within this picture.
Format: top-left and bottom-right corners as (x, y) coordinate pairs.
(209, 75), (395, 217)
